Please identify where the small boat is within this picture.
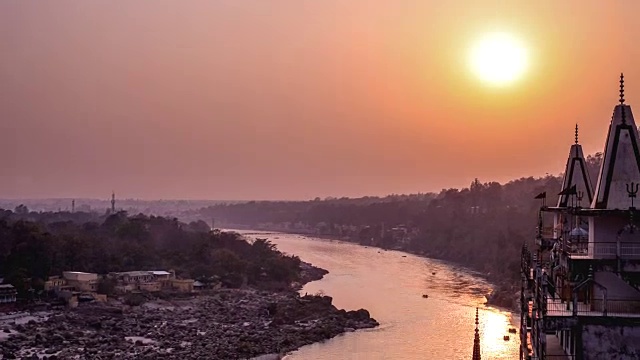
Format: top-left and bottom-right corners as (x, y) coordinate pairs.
(422, 294), (429, 298)
(503, 335), (510, 341)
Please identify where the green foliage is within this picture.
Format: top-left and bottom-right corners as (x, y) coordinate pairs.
(97, 277), (117, 296)
(209, 248), (247, 288)
(14, 204), (28, 215)
(193, 169), (598, 285)
(0, 210), (303, 294)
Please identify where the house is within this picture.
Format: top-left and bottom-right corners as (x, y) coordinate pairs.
(110, 270), (195, 294)
(150, 270), (174, 281)
(62, 271), (98, 292)
(193, 281), (205, 291)
(118, 271), (156, 284)
(0, 284), (17, 304)
(113, 271), (157, 293)
(193, 280), (221, 291)
(44, 275), (69, 291)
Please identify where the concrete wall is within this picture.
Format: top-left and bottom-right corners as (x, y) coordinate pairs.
(589, 217), (640, 258)
(170, 279), (194, 292)
(138, 282), (161, 292)
(44, 277), (66, 291)
(594, 271), (640, 300)
(583, 324), (640, 360)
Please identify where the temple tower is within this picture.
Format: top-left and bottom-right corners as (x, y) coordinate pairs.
(553, 124), (594, 239)
(557, 124), (594, 208)
(521, 74), (640, 360)
(591, 73), (640, 210)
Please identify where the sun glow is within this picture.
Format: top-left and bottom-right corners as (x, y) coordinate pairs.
(469, 32), (528, 86)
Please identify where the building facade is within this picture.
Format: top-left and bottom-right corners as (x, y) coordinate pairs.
(0, 284), (17, 304)
(521, 74), (640, 360)
(62, 271), (98, 292)
(113, 270), (193, 293)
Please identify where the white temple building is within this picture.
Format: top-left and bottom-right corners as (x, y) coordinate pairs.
(521, 74), (640, 360)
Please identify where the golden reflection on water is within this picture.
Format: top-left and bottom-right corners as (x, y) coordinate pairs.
(480, 308), (515, 359)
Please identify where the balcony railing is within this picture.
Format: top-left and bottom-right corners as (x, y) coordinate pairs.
(565, 242), (640, 259)
(544, 296), (640, 317)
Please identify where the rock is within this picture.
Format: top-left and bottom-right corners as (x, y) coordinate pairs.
(1, 286), (376, 358)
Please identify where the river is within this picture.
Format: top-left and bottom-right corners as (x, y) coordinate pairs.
(237, 231), (520, 360)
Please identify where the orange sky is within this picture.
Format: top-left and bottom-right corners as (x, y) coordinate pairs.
(1, 1), (639, 200)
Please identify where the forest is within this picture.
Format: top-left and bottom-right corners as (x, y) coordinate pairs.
(0, 210), (302, 296)
(189, 153), (603, 297)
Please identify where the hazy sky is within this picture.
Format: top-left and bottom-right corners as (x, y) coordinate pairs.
(1, 1), (639, 200)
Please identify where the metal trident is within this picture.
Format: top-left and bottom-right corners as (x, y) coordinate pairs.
(627, 182), (639, 208)
(576, 191), (584, 207)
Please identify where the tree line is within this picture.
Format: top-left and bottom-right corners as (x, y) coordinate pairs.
(0, 210), (302, 296)
(190, 153), (603, 286)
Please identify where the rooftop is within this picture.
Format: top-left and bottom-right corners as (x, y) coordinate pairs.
(118, 271), (153, 277)
(150, 271), (171, 276)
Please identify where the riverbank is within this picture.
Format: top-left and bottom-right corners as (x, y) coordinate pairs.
(0, 261), (378, 360)
(0, 290), (378, 360)
(235, 228), (520, 311)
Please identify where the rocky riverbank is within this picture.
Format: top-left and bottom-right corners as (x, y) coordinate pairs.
(0, 288), (378, 360)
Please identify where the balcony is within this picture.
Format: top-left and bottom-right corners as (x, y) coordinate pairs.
(544, 296), (640, 318)
(565, 242), (640, 259)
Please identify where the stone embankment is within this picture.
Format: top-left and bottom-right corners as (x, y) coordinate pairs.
(0, 289), (377, 359)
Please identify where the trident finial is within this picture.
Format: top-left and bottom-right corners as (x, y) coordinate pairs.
(620, 73), (627, 124)
(575, 123), (579, 144)
(620, 73), (626, 105)
(627, 182), (639, 208)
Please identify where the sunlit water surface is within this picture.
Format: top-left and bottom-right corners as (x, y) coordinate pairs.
(236, 231), (519, 360)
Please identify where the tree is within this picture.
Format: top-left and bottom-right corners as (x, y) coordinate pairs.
(97, 277), (116, 296)
(14, 204), (29, 215)
(210, 248), (247, 288)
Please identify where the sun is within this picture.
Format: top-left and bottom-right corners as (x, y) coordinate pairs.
(469, 32), (528, 86)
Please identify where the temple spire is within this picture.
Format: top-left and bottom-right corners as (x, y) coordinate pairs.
(472, 308), (481, 360)
(557, 125), (593, 207)
(592, 74), (640, 209)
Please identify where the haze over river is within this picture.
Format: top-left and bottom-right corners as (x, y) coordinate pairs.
(237, 231), (520, 360)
